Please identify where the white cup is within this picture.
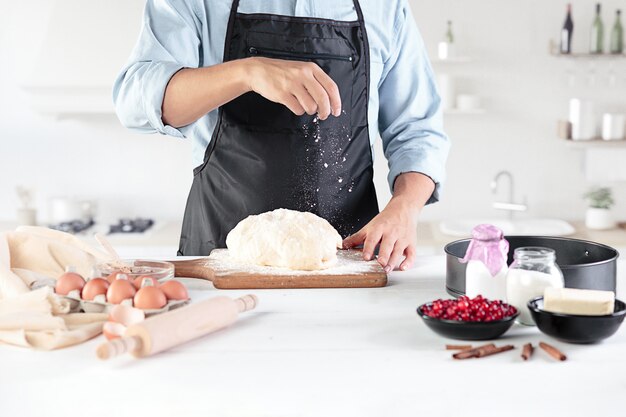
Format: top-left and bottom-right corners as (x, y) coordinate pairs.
(16, 208), (37, 226)
(601, 114), (625, 140)
(438, 42), (455, 60)
(569, 98), (596, 141)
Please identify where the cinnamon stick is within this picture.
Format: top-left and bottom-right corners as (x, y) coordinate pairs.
(521, 343), (534, 361)
(452, 343), (496, 359)
(539, 342), (567, 361)
(445, 344), (473, 351)
(476, 344), (515, 358)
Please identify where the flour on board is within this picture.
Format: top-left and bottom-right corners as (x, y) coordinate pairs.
(208, 249), (379, 276)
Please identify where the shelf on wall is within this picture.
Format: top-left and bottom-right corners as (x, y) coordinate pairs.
(444, 108), (486, 115)
(550, 52), (626, 60)
(560, 138), (626, 149)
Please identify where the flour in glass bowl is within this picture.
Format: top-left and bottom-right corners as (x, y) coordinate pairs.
(208, 249), (380, 276)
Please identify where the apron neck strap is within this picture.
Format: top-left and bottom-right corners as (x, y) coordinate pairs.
(352, 0), (365, 24)
(229, 0), (241, 19)
(229, 0), (365, 23)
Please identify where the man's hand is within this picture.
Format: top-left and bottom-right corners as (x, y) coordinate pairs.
(162, 57), (341, 127)
(246, 57), (341, 120)
(343, 197), (418, 273)
(343, 172), (435, 273)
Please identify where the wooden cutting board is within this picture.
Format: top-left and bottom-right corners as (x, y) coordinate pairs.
(171, 249), (387, 289)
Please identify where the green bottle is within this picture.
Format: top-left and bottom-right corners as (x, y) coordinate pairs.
(445, 21), (454, 44)
(610, 10), (624, 54)
(590, 3), (604, 54)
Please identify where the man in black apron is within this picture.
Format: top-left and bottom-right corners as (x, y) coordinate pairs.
(116, 0), (445, 273)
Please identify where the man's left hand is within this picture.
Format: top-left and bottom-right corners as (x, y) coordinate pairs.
(343, 197), (418, 273)
(342, 172), (435, 273)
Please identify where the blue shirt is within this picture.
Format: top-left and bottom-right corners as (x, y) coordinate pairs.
(113, 0), (450, 203)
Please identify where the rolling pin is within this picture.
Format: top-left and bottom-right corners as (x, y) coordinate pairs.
(96, 295), (257, 360)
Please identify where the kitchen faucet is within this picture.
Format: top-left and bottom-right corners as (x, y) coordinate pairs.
(491, 170), (527, 220)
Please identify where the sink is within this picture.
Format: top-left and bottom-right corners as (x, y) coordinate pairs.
(439, 219), (576, 237)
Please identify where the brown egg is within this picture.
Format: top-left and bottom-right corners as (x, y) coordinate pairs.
(55, 272), (86, 295)
(132, 275), (160, 290)
(134, 286), (167, 310)
(108, 304), (145, 326)
(107, 271), (129, 284)
(81, 278), (110, 301)
(160, 280), (189, 301)
(106, 279), (137, 304)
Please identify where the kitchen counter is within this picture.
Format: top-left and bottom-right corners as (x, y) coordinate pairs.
(1, 252), (625, 417)
(3, 220), (625, 255)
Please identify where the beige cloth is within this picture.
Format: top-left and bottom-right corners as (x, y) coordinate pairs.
(0, 227), (111, 349)
(0, 312), (107, 350)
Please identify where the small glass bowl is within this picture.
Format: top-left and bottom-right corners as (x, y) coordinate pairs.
(96, 259), (174, 283)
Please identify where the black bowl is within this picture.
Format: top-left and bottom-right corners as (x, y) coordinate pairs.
(528, 296), (626, 344)
(417, 303), (519, 340)
(445, 236), (619, 297)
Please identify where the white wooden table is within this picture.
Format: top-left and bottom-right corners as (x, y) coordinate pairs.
(1, 251), (625, 417)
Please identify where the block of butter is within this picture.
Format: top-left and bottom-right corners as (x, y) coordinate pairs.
(544, 287), (615, 316)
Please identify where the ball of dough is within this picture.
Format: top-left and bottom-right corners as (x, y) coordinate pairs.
(226, 209), (343, 270)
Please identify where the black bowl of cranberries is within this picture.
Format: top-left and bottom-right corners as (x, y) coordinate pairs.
(417, 295), (519, 340)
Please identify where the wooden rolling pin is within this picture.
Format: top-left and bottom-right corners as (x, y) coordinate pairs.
(96, 295), (257, 360)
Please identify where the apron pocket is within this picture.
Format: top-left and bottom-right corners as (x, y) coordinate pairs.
(222, 36), (354, 130)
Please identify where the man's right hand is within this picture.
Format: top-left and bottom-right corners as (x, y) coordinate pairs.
(162, 57), (341, 128)
(244, 57), (342, 120)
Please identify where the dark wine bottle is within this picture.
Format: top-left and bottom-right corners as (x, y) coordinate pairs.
(560, 3), (574, 54)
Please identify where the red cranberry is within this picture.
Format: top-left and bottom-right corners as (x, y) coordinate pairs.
(423, 295), (516, 323)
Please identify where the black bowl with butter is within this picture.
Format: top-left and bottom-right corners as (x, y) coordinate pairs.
(528, 296), (626, 344)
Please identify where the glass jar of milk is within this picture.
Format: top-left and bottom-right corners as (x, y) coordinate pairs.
(506, 247), (564, 325)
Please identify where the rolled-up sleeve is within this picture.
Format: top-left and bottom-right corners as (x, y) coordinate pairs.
(112, 0), (201, 137)
(378, 2), (450, 204)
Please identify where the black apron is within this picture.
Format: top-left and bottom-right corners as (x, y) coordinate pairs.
(178, 0), (379, 256)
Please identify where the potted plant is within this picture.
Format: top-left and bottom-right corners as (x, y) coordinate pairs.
(583, 187), (616, 230)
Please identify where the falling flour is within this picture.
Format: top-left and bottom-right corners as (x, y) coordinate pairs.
(298, 113), (356, 234)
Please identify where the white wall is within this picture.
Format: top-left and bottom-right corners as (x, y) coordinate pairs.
(0, 1), (192, 224)
(394, 0), (626, 222)
(1, 0), (625, 225)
